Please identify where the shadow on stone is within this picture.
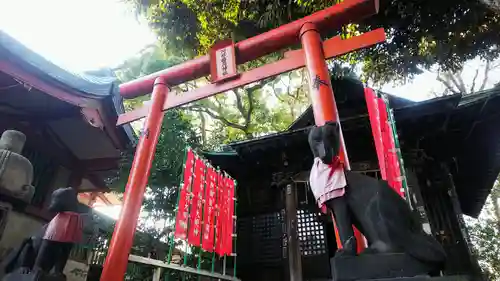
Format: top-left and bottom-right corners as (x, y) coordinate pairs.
(331, 253), (437, 281)
(3, 269), (66, 281)
(328, 172), (447, 280)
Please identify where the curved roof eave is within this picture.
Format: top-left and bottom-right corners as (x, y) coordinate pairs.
(0, 30), (136, 147)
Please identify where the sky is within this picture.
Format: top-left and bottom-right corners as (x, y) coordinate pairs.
(1, 0), (498, 219)
(1, 0), (498, 101)
(0, 0), (156, 71)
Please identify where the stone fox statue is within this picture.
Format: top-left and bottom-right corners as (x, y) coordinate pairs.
(308, 121), (357, 255)
(308, 122), (446, 266)
(3, 185), (84, 280)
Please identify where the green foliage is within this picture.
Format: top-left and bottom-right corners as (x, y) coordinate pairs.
(110, 44), (201, 243)
(112, 109), (199, 203)
(466, 182), (500, 279)
(184, 68), (310, 143)
(127, 0), (500, 84)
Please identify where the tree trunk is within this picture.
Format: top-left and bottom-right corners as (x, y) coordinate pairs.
(199, 112), (207, 146)
(491, 189), (500, 234)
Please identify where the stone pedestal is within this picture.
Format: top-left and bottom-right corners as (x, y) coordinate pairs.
(331, 253), (441, 281)
(358, 276), (471, 281)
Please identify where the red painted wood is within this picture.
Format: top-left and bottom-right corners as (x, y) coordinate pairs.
(364, 87), (387, 179)
(210, 40), (239, 83)
(116, 29), (386, 126)
(118, 0), (379, 98)
(300, 22), (367, 252)
(100, 78), (168, 281)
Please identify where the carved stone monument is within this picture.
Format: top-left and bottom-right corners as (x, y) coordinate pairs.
(0, 130), (34, 202)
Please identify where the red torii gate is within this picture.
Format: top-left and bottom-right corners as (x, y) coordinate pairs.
(101, 0), (385, 280)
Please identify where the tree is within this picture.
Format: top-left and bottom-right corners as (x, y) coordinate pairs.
(434, 57), (500, 95)
(466, 181), (500, 280)
(127, 0), (500, 84)
(269, 69), (310, 122)
(109, 45), (201, 243)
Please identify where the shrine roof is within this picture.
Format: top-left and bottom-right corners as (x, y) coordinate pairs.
(0, 31), (116, 97)
(205, 87), (500, 217)
(0, 30), (135, 192)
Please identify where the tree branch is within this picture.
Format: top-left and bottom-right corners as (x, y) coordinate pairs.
(184, 105), (246, 131)
(271, 82), (286, 103)
(213, 95), (224, 111)
(470, 68), (480, 94)
(479, 59), (491, 91)
(456, 73), (467, 94)
(233, 90), (247, 117)
(245, 90), (254, 128)
(445, 72), (465, 93)
(198, 111), (206, 146)
(436, 73), (460, 95)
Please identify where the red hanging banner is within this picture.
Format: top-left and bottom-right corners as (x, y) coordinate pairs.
(174, 149), (195, 239)
(364, 88), (387, 180)
(215, 172), (227, 255)
(224, 177), (235, 255)
(377, 98), (403, 197)
(201, 166), (217, 251)
(188, 157), (206, 246)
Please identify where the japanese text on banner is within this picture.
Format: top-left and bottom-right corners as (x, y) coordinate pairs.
(188, 157), (206, 246)
(174, 149), (195, 239)
(202, 166), (217, 251)
(224, 178), (235, 255)
(215, 172), (227, 255)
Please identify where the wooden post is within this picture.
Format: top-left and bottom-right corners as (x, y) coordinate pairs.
(100, 78), (169, 281)
(300, 21), (367, 252)
(285, 184), (302, 281)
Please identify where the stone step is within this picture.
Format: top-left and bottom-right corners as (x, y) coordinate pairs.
(358, 276), (471, 281)
(331, 253), (441, 281)
(310, 276), (471, 281)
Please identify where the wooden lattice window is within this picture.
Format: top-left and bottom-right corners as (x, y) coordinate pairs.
(297, 209), (326, 256)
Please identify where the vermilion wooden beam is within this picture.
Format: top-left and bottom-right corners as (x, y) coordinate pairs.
(116, 28), (386, 126)
(101, 78), (169, 281)
(118, 0), (379, 99)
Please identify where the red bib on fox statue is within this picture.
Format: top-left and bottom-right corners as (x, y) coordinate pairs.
(43, 188), (83, 243)
(309, 155), (346, 213)
(32, 184), (85, 279)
